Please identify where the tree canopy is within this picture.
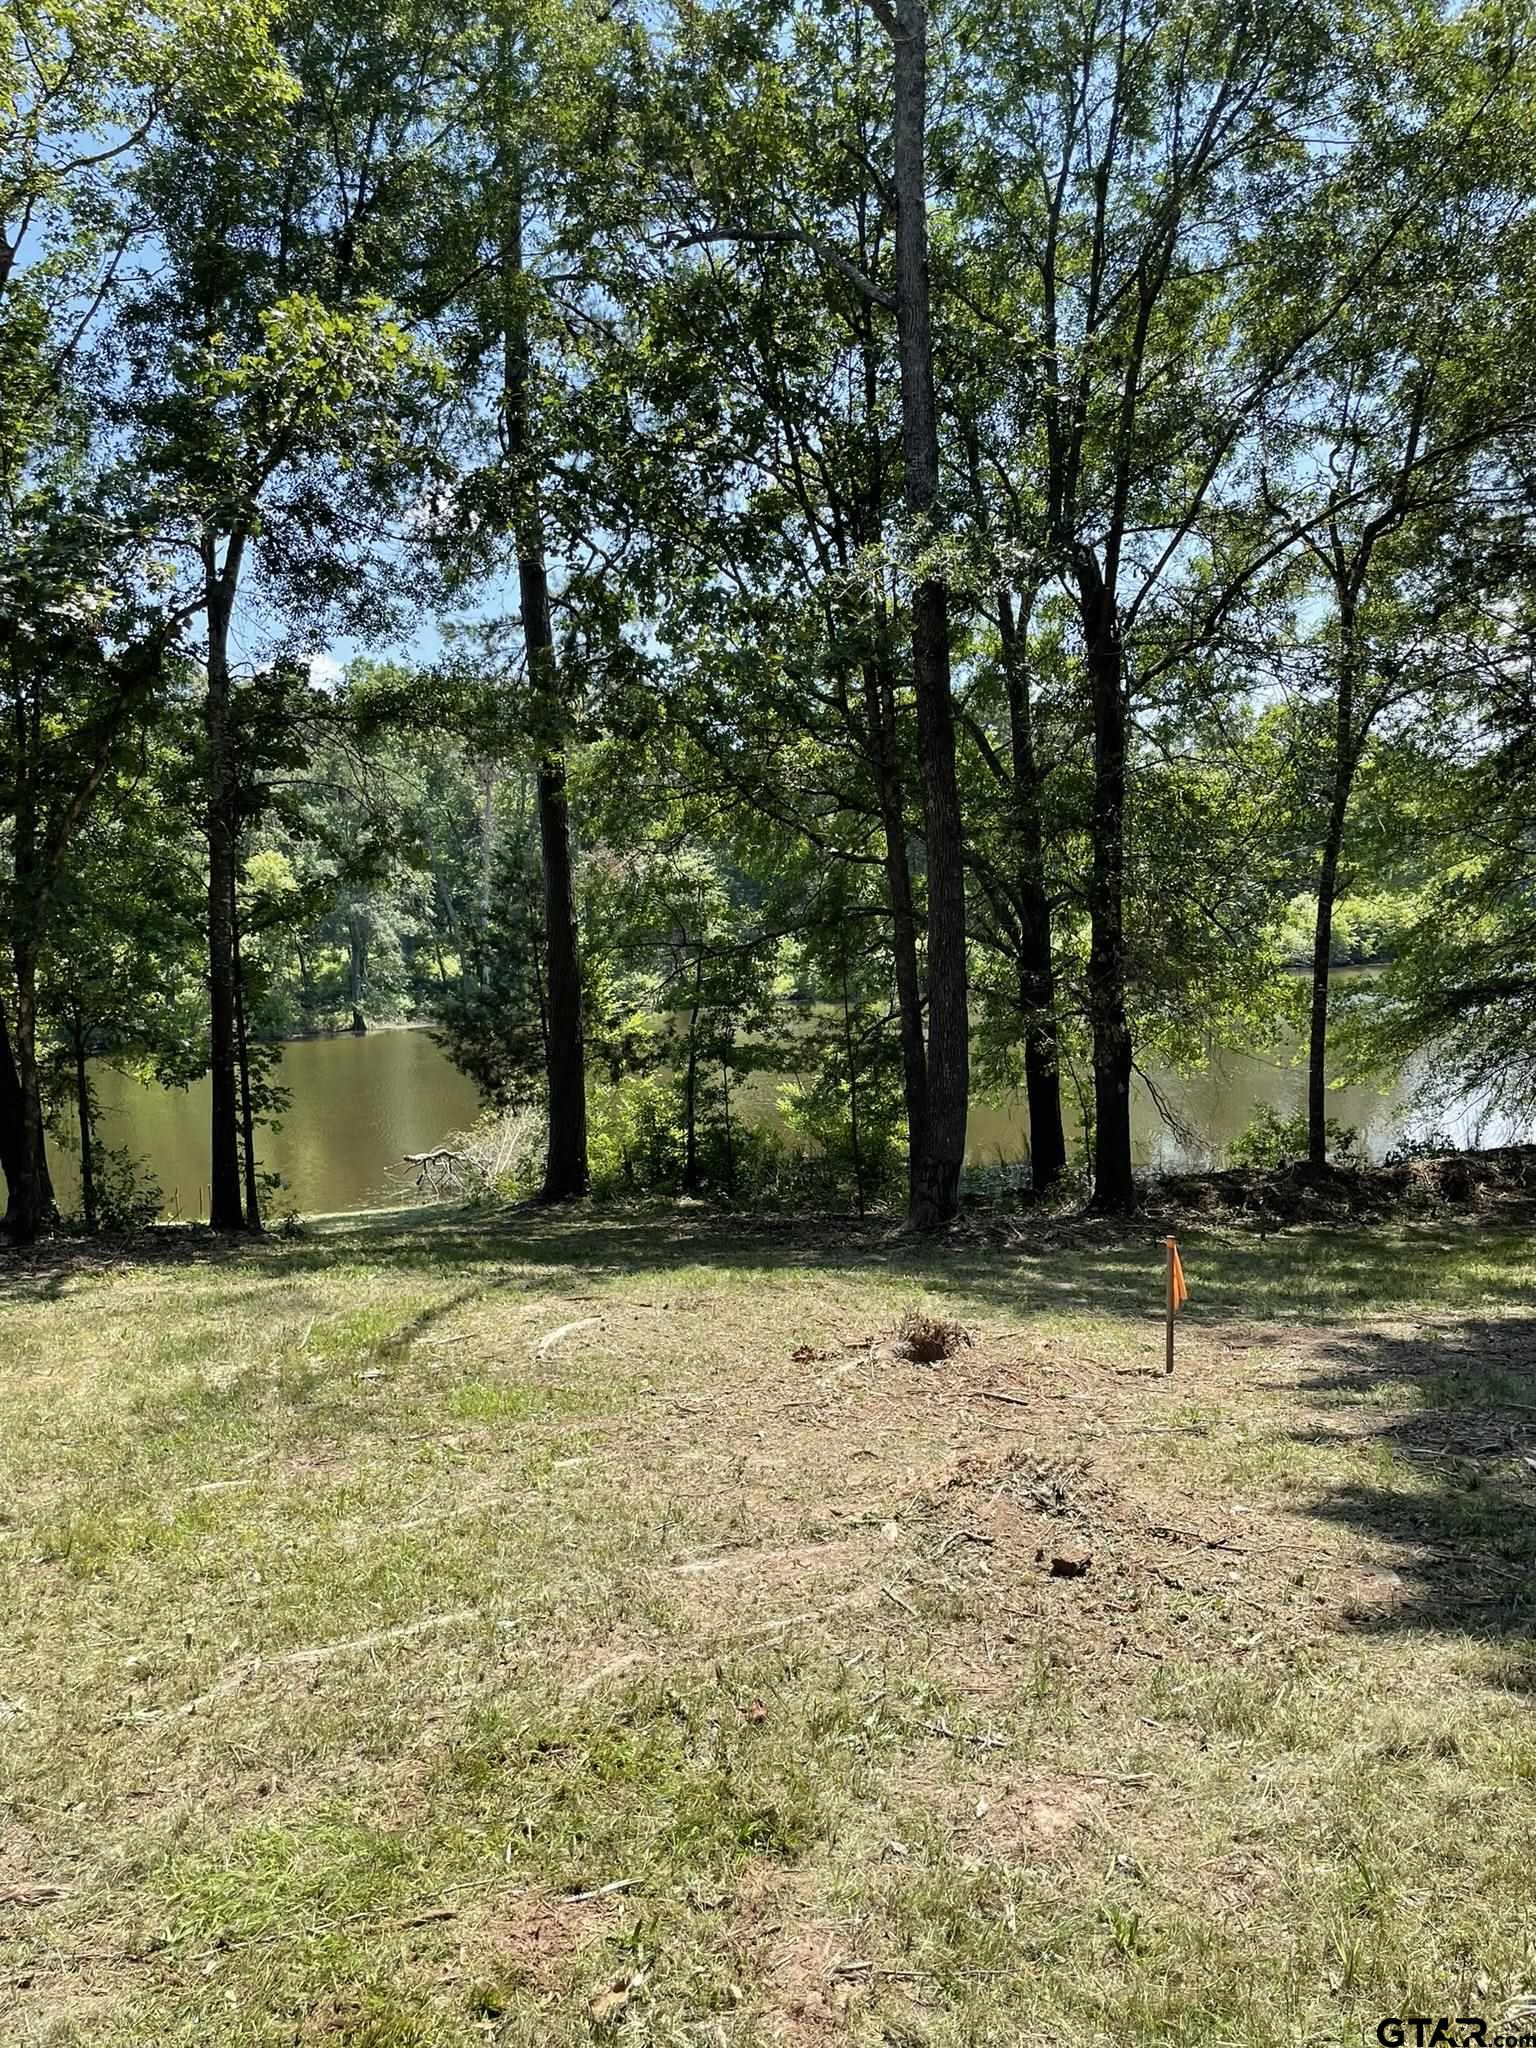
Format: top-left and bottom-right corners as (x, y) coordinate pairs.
(4, 0), (1536, 1240)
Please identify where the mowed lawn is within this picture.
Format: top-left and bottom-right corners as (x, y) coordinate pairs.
(3, 1204), (1536, 2046)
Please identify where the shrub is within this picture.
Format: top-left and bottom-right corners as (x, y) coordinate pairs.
(893, 1309), (973, 1363)
(1382, 1128), (1460, 1165)
(88, 1145), (164, 1232)
(1229, 1104), (1358, 1170)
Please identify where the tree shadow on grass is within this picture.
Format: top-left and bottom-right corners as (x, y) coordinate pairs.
(1289, 1314), (1536, 1670)
(7, 1203), (1536, 1676)
(5, 1202), (1536, 1327)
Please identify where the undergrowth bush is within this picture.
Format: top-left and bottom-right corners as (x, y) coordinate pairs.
(80, 1144), (164, 1232)
(436, 1071), (900, 1211)
(1229, 1104), (1359, 1169)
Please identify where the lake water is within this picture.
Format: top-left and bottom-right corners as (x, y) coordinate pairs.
(53, 1020), (1493, 1222)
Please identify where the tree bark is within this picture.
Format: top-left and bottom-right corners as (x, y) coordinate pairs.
(997, 589), (1067, 1192)
(682, 960), (703, 1195)
(1080, 571), (1135, 1213)
(501, 178), (588, 1201)
(0, 999), (27, 1209)
(842, 957), (865, 1216)
(0, 999), (52, 1230)
(233, 892), (263, 1232)
(1308, 595), (1358, 1169)
(2, 940), (50, 1244)
(535, 752), (588, 1198)
(204, 555), (245, 1232)
(72, 1015), (97, 1234)
(860, 659), (927, 1195)
(348, 916), (367, 1033)
(881, 0), (968, 1228)
(3, 717), (53, 1244)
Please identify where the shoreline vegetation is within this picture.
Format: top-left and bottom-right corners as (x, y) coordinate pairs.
(12, 1140), (1536, 1263)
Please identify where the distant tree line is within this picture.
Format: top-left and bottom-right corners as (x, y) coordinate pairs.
(4, 0), (1536, 1243)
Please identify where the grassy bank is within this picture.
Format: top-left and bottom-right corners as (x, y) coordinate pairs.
(3, 1205), (1535, 2045)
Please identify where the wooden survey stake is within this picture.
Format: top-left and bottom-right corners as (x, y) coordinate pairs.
(1165, 1235), (1188, 1374)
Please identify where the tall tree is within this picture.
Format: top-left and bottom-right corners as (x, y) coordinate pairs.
(639, 0), (971, 1222)
(495, 75), (588, 1201)
(130, 8), (450, 1226)
(868, 0), (969, 1226)
(0, 0), (280, 1240)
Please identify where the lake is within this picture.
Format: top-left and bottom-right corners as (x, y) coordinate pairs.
(52, 1019), (1497, 1222)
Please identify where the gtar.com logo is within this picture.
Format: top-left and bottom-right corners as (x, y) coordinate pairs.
(1375, 2021), (1536, 2047)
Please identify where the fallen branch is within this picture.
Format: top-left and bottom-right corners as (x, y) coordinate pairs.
(1146, 1524), (1245, 1553)
(921, 1718), (1007, 1751)
(962, 1389), (1032, 1409)
(563, 1878), (641, 1904)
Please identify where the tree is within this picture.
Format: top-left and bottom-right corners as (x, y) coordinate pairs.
(128, 10), (450, 1227)
(0, 518), (188, 1239)
(948, 0), (1483, 1207)
(0, 0), (282, 1240)
(632, 0), (972, 1221)
(866, 0), (969, 1226)
(1269, 204), (1536, 1164)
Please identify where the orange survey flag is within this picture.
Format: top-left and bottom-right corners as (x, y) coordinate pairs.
(1168, 1237), (1188, 1312)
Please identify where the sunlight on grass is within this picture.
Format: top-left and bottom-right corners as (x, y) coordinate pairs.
(5, 1206), (1536, 2045)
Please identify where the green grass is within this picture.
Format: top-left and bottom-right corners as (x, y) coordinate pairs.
(4, 1203), (1536, 2044)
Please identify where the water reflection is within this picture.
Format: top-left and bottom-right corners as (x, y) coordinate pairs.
(53, 1022), (1493, 1221)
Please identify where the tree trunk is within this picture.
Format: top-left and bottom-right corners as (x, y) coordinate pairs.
(347, 914), (367, 1033)
(883, 0), (968, 1228)
(2, 943), (50, 1245)
(860, 660), (927, 1195)
(0, 1016), (53, 1230)
(1308, 600), (1358, 1170)
(233, 893), (263, 1232)
(1080, 577), (1135, 1214)
(842, 958), (865, 1217)
(2, 696), (53, 1244)
(536, 754), (588, 1199)
(72, 1015), (97, 1234)
(0, 999), (27, 1210)
(500, 175), (588, 1202)
(682, 960), (703, 1195)
(204, 561), (245, 1232)
(997, 589), (1067, 1192)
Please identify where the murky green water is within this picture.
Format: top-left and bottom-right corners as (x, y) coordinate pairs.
(55, 1020), (1456, 1221)
(80, 1028), (484, 1221)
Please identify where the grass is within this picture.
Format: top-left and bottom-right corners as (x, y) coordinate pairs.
(3, 1202), (1536, 2045)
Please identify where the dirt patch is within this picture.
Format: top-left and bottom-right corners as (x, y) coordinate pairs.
(922, 1447), (1121, 1539)
(725, 1868), (869, 2043)
(969, 1778), (1094, 1861)
(906, 1443), (1334, 1670)
(485, 1892), (603, 1987)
